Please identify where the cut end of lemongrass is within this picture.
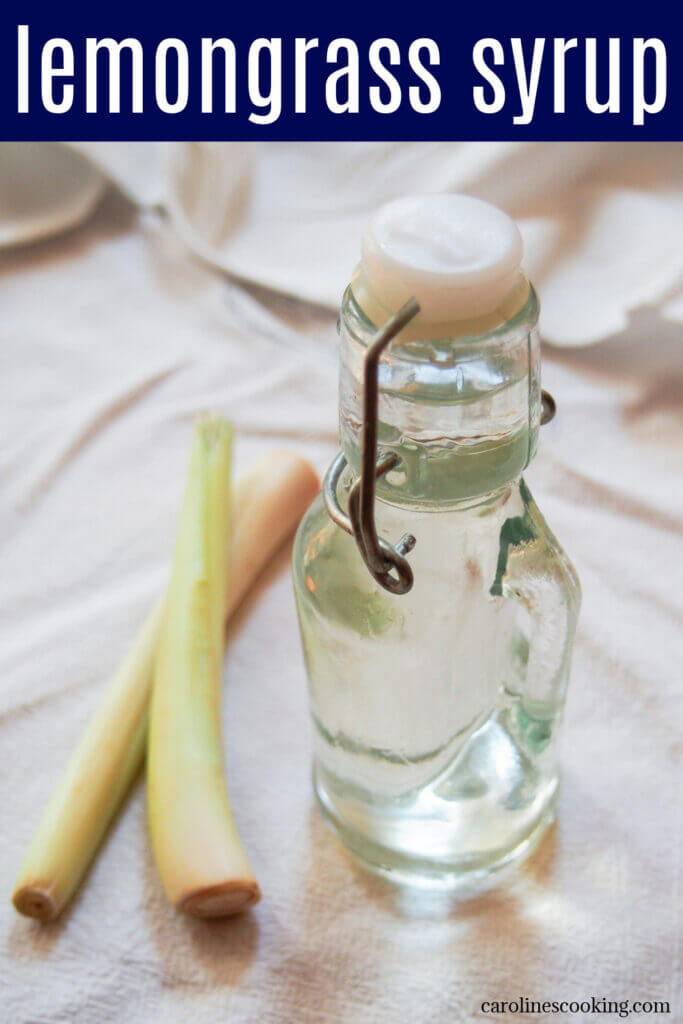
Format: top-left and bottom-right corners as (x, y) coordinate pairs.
(197, 413), (233, 450)
(12, 886), (57, 922)
(178, 879), (262, 918)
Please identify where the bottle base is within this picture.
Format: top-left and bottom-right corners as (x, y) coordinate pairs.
(313, 751), (558, 895)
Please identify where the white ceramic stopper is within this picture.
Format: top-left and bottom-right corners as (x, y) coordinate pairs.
(361, 194), (523, 322)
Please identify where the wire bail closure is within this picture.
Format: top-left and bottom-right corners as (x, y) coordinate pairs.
(540, 389), (556, 425)
(323, 298), (421, 596)
(323, 297), (558, 597)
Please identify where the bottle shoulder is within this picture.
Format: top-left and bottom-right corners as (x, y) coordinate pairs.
(294, 479), (580, 623)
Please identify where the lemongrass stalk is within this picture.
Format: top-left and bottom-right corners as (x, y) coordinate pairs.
(12, 447), (319, 921)
(147, 416), (255, 916)
(11, 602), (162, 921)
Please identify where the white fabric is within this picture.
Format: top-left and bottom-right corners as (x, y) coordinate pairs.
(69, 140), (683, 345)
(1, 174), (682, 1023)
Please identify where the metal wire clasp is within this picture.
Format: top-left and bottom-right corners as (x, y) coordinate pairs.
(540, 389), (556, 424)
(323, 298), (420, 596)
(322, 298), (557, 596)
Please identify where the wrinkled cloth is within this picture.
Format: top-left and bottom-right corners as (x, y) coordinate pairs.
(0, 186), (682, 1024)
(70, 141), (683, 345)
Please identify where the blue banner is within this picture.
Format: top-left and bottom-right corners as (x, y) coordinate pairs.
(1, 2), (679, 140)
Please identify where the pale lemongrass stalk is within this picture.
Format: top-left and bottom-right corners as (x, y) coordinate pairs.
(147, 416), (255, 916)
(12, 602), (162, 922)
(12, 446), (319, 921)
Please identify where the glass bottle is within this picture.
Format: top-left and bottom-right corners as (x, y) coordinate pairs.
(292, 196), (581, 890)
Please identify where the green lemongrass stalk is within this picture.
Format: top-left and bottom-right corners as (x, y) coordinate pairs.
(12, 602), (162, 921)
(12, 445), (319, 921)
(147, 416), (259, 916)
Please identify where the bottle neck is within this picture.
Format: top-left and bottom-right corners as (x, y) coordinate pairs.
(338, 273), (541, 511)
